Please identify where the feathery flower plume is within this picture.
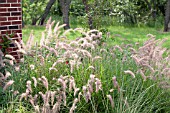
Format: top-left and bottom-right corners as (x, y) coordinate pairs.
(15, 65), (20, 71)
(51, 20), (55, 28)
(38, 92), (46, 104)
(106, 95), (114, 108)
(51, 91), (57, 105)
(100, 49), (107, 53)
(161, 68), (170, 77)
(41, 76), (49, 90)
(62, 91), (67, 106)
(46, 17), (52, 30)
(47, 24), (52, 40)
(52, 96), (61, 113)
(26, 30), (34, 50)
(20, 89), (30, 101)
(14, 40), (21, 50)
(58, 78), (67, 91)
(32, 77), (37, 87)
(131, 55), (140, 64)
(87, 81), (93, 93)
(139, 69), (147, 81)
(5, 54), (15, 61)
(78, 92), (82, 102)
(30, 64), (35, 70)
(3, 80), (14, 91)
(109, 89), (114, 92)
(49, 67), (58, 72)
(124, 97), (129, 108)
(124, 70), (136, 78)
(142, 64), (155, 73)
(40, 32), (45, 47)
(74, 88), (80, 97)
(74, 28), (83, 32)
(16, 49), (27, 54)
(86, 66), (95, 71)
(5, 71), (11, 80)
(69, 76), (76, 92)
(63, 29), (73, 36)
(114, 45), (123, 52)
(87, 29), (99, 35)
(3, 59), (14, 66)
(26, 80), (32, 93)
(85, 91), (91, 102)
(69, 98), (79, 113)
(70, 60), (76, 73)
(90, 74), (95, 82)
(95, 78), (102, 92)
(54, 24), (66, 34)
(92, 56), (102, 62)
(112, 76), (120, 92)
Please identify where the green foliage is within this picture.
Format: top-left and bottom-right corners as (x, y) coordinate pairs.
(70, 1), (85, 16)
(0, 33), (14, 54)
(22, 0), (48, 24)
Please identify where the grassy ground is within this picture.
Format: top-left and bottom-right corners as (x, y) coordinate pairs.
(23, 25), (170, 48)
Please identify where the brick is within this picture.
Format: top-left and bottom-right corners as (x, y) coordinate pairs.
(19, 25), (22, 29)
(6, 48), (13, 53)
(9, 25), (19, 29)
(1, 1), (22, 61)
(12, 21), (21, 25)
(0, 0), (6, 3)
(0, 21), (11, 26)
(0, 4), (10, 7)
(7, 0), (18, 3)
(8, 17), (18, 21)
(0, 26), (7, 30)
(18, 8), (21, 11)
(1, 30), (12, 35)
(12, 29), (22, 33)
(0, 12), (10, 16)
(8, 8), (18, 12)
(9, 51), (18, 56)
(0, 17), (7, 21)
(12, 47), (18, 51)
(11, 12), (21, 16)
(11, 3), (21, 7)
(9, 43), (15, 47)
(0, 8), (7, 12)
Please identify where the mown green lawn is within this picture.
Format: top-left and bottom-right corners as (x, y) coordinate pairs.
(23, 25), (170, 48)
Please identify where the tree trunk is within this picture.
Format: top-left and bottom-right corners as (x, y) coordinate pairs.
(39, 0), (56, 25)
(82, 0), (94, 29)
(164, 0), (170, 32)
(59, 0), (71, 29)
(31, 18), (38, 25)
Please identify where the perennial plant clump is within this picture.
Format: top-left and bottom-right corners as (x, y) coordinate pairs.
(0, 18), (170, 113)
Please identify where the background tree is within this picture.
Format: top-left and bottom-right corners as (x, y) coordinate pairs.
(22, 0), (47, 25)
(59, 0), (72, 29)
(39, 0), (56, 25)
(164, 0), (170, 32)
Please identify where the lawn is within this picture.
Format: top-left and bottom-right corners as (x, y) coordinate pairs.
(23, 25), (170, 48)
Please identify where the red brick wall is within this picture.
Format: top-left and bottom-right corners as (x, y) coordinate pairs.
(0, 0), (22, 60)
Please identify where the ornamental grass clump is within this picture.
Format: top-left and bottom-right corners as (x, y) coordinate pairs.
(130, 34), (170, 88)
(1, 18), (170, 112)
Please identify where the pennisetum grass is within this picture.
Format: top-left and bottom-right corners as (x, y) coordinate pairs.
(0, 18), (170, 113)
